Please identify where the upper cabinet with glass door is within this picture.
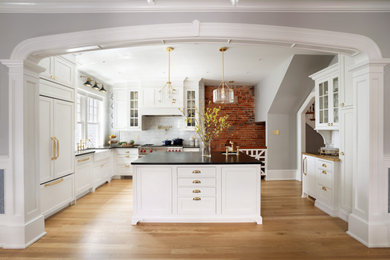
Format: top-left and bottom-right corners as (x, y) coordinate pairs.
(310, 64), (340, 130)
(112, 87), (142, 131)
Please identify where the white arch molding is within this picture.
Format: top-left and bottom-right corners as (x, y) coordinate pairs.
(1, 21), (390, 248)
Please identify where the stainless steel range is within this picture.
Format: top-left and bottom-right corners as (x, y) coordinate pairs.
(138, 144), (183, 157)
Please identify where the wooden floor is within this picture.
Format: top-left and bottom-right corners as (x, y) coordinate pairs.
(1, 180), (390, 259)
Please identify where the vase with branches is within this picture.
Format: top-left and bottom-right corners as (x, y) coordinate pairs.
(182, 102), (231, 157)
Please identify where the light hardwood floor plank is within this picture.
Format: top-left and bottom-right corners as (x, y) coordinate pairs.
(1, 179), (390, 259)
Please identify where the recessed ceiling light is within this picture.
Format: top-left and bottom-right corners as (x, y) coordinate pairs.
(66, 45), (100, 53)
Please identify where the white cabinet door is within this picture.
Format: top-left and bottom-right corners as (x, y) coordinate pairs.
(113, 88), (129, 129)
(53, 99), (74, 179)
(339, 108), (354, 213)
(53, 57), (74, 87)
(38, 57), (53, 80)
(221, 166), (259, 215)
(136, 167), (172, 215)
(39, 96), (54, 184)
(302, 155), (317, 198)
(75, 156), (93, 196)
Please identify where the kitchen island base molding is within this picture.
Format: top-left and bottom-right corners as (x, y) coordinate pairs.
(132, 154), (262, 225)
(131, 216), (262, 225)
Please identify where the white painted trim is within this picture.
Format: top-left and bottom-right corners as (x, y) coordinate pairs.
(1, 0), (390, 13)
(296, 91), (315, 182)
(266, 169), (297, 181)
(8, 22), (384, 61)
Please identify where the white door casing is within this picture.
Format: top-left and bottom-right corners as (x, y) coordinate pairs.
(0, 21), (389, 248)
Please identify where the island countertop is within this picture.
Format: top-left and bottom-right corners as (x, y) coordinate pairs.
(132, 151), (264, 165)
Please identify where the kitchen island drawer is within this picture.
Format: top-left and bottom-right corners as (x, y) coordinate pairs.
(178, 187), (216, 197)
(178, 178), (216, 187)
(318, 160), (333, 170)
(178, 197), (216, 215)
(116, 149), (138, 155)
(178, 167), (216, 178)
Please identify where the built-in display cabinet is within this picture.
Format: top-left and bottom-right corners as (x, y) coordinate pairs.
(310, 64), (340, 130)
(39, 55), (75, 88)
(112, 87), (142, 130)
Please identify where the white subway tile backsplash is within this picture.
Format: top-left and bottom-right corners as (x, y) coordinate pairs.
(115, 116), (196, 146)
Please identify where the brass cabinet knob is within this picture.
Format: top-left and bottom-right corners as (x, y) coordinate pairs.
(341, 102), (344, 107)
(192, 180), (201, 184)
(125, 164), (130, 168)
(322, 164), (327, 167)
(340, 152), (345, 156)
(193, 197), (201, 201)
(322, 170), (327, 174)
(322, 186), (327, 191)
(125, 151), (130, 154)
(125, 155), (130, 158)
(192, 189), (201, 193)
(192, 170), (201, 174)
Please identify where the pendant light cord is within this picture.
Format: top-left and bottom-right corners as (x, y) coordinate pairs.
(222, 50), (225, 83)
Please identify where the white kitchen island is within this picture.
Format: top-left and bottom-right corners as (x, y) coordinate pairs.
(131, 152), (262, 225)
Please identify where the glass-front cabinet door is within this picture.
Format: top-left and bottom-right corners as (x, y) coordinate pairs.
(129, 90), (140, 128)
(315, 76), (339, 130)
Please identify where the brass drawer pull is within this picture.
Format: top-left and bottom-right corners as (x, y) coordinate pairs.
(125, 155), (130, 158)
(44, 178), (64, 187)
(193, 197), (201, 201)
(322, 186), (327, 191)
(100, 164), (104, 168)
(125, 151), (130, 153)
(322, 164), (327, 167)
(192, 180), (201, 184)
(192, 189), (201, 193)
(192, 170), (201, 174)
(125, 164), (130, 168)
(322, 170), (327, 174)
(77, 157), (90, 163)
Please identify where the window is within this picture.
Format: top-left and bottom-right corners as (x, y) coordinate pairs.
(75, 94), (103, 149)
(129, 91), (139, 127)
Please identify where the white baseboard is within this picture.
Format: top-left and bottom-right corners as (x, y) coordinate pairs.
(266, 169), (297, 181)
(0, 214), (46, 249)
(347, 213), (390, 247)
(338, 207), (351, 222)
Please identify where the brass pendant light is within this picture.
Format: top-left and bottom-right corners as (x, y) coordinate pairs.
(161, 47), (176, 103)
(213, 47), (234, 104)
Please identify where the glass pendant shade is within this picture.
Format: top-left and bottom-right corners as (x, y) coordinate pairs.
(213, 47), (234, 104)
(213, 82), (234, 104)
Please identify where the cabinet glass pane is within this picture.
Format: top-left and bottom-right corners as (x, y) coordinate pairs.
(334, 108), (339, 123)
(333, 77), (339, 92)
(324, 81), (328, 95)
(324, 109), (328, 122)
(324, 96), (328, 108)
(320, 111), (324, 123)
(319, 97), (323, 109)
(129, 91), (139, 127)
(334, 93), (338, 107)
(319, 83), (323, 96)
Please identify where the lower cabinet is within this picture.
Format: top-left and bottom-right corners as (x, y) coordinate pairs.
(302, 154), (340, 217)
(75, 154), (93, 198)
(40, 174), (74, 218)
(93, 151), (113, 190)
(132, 164), (262, 224)
(221, 166), (259, 215)
(115, 148), (139, 176)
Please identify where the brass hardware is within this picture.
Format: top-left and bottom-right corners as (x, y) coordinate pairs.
(322, 170), (327, 174)
(51, 137), (57, 160)
(322, 163), (327, 167)
(192, 189), (201, 193)
(322, 186), (327, 191)
(302, 157), (307, 175)
(193, 197), (201, 201)
(341, 102), (344, 107)
(77, 157), (90, 163)
(341, 152), (345, 156)
(125, 151), (130, 154)
(219, 47), (228, 52)
(125, 164), (130, 168)
(125, 155), (130, 158)
(54, 137), (59, 159)
(192, 180), (201, 184)
(166, 47), (174, 52)
(236, 146), (240, 156)
(44, 178), (64, 187)
(100, 164), (104, 168)
(192, 170), (201, 174)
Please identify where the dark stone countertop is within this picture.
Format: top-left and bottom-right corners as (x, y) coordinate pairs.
(132, 152), (264, 165)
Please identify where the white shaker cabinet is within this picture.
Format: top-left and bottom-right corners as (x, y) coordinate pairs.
(112, 88), (142, 130)
(75, 154), (94, 198)
(310, 64), (340, 130)
(115, 148), (138, 176)
(39, 56), (75, 88)
(39, 96), (75, 184)
(302, 154), (317, 199)
(93, 150), (114, 190)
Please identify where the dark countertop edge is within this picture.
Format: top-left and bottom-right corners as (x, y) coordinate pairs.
(75, 150), (95, 157)
(132, 162), (262, 165)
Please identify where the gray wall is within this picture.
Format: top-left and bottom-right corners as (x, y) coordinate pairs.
(0, 12), (390, 156)
(0, 169), (4, 214)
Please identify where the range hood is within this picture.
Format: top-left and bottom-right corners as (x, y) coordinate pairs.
(142, 107), (184, 116)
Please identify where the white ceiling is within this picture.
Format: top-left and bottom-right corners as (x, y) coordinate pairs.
(76, 43), (330, 86)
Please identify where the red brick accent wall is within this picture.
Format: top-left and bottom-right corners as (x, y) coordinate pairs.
(205, 85), (266, 152)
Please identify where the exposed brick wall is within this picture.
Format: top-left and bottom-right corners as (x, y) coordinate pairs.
(205, 85), (266, 152)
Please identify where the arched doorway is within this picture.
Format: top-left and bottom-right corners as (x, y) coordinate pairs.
(0, 21), (388, 248)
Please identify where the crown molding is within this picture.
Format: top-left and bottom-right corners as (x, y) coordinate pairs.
(1, 0), (390, 13)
